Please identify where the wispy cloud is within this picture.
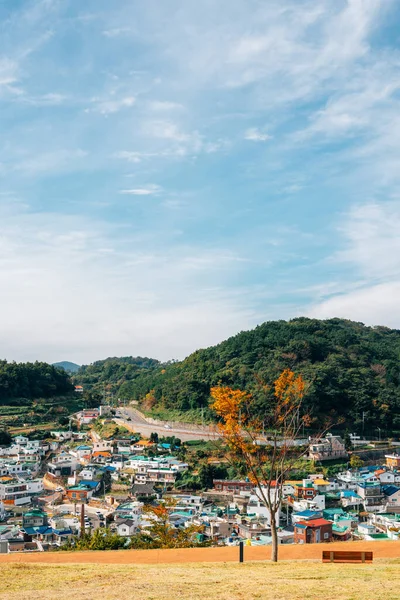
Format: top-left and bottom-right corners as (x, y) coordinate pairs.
(149, 101), (184, 111)
(0, 203), (257, 362)
(0, 58), (21, 96)
(119, 185), (162, 196)
(10, 149), (88, 176)
(145, 120), (196, 143)
(102, 27), (133, 38)
(244, 128), (271, 142)
(335, 201), (400, 279)
(114, 151), (144, 163)
(309, 200), (400, 326)
(20, 92), (67, 106)
(88, 95), (136, 115)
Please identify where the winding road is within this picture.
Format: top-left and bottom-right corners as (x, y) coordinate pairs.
(114, 407), (221, 442)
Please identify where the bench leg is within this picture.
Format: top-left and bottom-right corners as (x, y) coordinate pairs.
(361, 552), (365, 563)
(330, 551), (334, 563)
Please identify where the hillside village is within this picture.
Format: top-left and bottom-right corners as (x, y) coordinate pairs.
(1, 403), (400, 554)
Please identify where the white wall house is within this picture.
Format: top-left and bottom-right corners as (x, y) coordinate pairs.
(92, 440), (113, 453)
(26, 479), (44, 495)
(246, 494), (281, 526)
(117, 520), (137, 536)
(0, 479), (31, 506)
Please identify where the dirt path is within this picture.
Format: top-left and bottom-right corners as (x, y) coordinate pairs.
(0, 540), (399, 565)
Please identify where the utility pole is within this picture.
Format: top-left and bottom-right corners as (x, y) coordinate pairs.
(80, 503), (85, 538)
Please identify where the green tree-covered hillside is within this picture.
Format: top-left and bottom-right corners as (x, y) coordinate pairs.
(123, 318), (400, 433)
(0, 360), (73, 404)
(73, 356), (161, 398)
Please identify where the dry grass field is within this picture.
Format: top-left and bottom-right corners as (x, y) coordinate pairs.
(1, 559), (400, 600)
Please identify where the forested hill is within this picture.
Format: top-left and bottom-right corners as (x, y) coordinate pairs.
(122, 318), (400, 432)
(73, 356), (161, 397)
(0, 361), (73, 403)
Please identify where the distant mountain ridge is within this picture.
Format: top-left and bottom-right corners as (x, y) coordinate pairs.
(53, 361), (81, 373)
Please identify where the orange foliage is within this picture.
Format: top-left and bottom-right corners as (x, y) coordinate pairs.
(211, 387), (247, 428)
(211, 369), (306, 439)
(210, 386), (251, 450)
(274, 368), (305, 426)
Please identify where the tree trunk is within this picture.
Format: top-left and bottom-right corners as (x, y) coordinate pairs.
(270, 515), (278, 562)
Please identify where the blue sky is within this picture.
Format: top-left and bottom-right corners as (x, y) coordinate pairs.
(1, 0), (400, 364)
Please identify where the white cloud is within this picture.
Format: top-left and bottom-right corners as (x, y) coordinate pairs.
(8, 149), (88, 176)
(0, 57), (21, 96)
(114, 151), (144, 163)
(142, 120), (223, 156)
(298, 68), (400, 141)
(145, 120), (194, 143)
(119, 185), (162, 196)
(114, 120), (219, 163)
(143, 0), (384, 101)
(244, 128), (271, 142)
(20, 92), (67, 106)
(88, 96), (136, 115)
(0, 58), (18, 86)
(103, 28), (133, 38)
(149, 101), (184, 111)
(309, 281), (400, 328)
(34, 92), (65, 104)
(335, 202), (400, 279)
(0, 204), (257, 362)
(309, 200), (400, 326)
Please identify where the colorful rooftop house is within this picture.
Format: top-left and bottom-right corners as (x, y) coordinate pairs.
(294, 518), (333, 544)
(66, 483), (95, 502)
(291, 509), (323, 523)
(22, 509), (48, 529)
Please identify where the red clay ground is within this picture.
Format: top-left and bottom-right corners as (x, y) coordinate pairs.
(0, 540), (398, 565)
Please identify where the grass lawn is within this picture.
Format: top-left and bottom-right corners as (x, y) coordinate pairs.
(1, 559), (399, 600)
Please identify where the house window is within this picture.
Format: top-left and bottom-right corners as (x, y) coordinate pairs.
(324, 533), (329, 539)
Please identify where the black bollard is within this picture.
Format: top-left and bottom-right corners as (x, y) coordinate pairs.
(239, 541), (244, 563)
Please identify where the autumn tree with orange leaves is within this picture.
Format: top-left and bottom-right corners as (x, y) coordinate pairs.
(211, 368), (320, 562)
(143, 500), (205, 549)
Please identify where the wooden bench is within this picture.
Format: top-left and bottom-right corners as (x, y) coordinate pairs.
(322, 550), (373, 563)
